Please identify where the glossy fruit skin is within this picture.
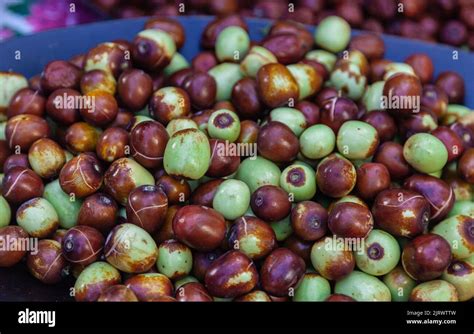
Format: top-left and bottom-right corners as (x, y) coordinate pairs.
(59, 153), (103, 198)
(206, 139), (240, 178)
(116, 69), (152, 111)
(325, 294), (356, 302)
(125, 273), (174, 301)
(299, 124), (335, 160)
(200, 15), (247, 49)
(356, 163), (391, 200)
(216, 26), (250, 62)
(383, 73), (422, 117)
(432, 215), (474, 260)
(240, 46), (277, 79)
(132, 29), (176, 71)
(192, 51), (218, 73)
(28, 138), (66, 179)
(374, 141), (412, 180)
(3, 153), (29, 174)
(349, 33), (385, 60)
(130, 121), (169, 169)
(458, 148), (474, 184)
(0, 196), (11, 227)
(231, 78), (262, 120)
(144, 17), (185, 49)
(0, 226), (29, 267)
(234, 290), (272, 302)
(268, 107), (307, 137)
(96, 127), (129, 163)
(149, 87), (190, 125)
(175, 282), (213, 302)
(261, 33), (308, 65)
(442, 260), (474, 301)
(77, 193), (118, 234)
(2, 167), (44, 205)
(98, 285), (138, 302)
(65, 122), (101, 154)
(208, 109), (241, 143)
(295, 101), (320, 126)
(355, 229), (400, 276)
(293, 273), (331, 302)
(383, 266), (417, 302)
(257, 121), (299, 163)
(280, 164), (317, 202)
(126, 185), (168, 234)
(283, 235), (312, 264)
(156, 239), (192, 280)
(330, 61), (367, 101)
(40, 60), (81, 93)
(190, 179), (224, 208)
(251, 185), (291, 222)
(204, 250), (258, 298)
(260, 248), (305, 297)
(329, 202), (374, 239)
(104, 157), (155, 205)
(0, 141), (11, 172)
(84, 42), (131, 78)
(316, 153), (357, 198)
(420, 85), (448, 119)
(403, 174), (454, 223)
(62, 225), (104, 266)
(80, 69), (116, 96)
(27, 239), (66, 284)
(173, 205), (226, 252)
(403, 133), (448, 173)
(104, 223), (158, 273)
(16, 197), (59, 238)
(409, 280), (459, 302)
(212, 180), (250, 221)
(156, 175), (190, 205)
(163, 128), (211, 180)
(405, 53), (434, 84)
(182, 72), (217, 110)
(435, 71), (465, 104)
(235, 156), (281, 193)
(372, 189), (430, 238)
(432, 126), (464, 162)
(7, 88), (46, 118)
(192, 249), (223, 281)
(315, 16), (351, 53)
(74, 261), (121, 302)
(5, 114), (50, 152)
(256, 63), (299, 108)
(337, 121), (379, 160)
(361, 110), (397, 142)
(335, 270), (391, 301)
(291, 201), (327, 241)
(80, 90), (118, 127)
(227, 216), (277, 260)
(208, 63), (243, 102)
(402, 234), (452, 281)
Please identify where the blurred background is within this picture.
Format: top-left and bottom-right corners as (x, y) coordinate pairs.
(1, 0), (473, 49)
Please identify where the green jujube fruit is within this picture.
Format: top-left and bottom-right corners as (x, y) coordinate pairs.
(270, 215), (293, 242)
(299, 124), (336, 159)
(314, 16), (351, 53)
(442, 260), (474, 301)
(447, 200), (474, 218)
(280, 164), (317, 202)
(164, 128), (211, 180)
(174, 276), (199, 290)
(163, 52), (190, 76)
(213, 179), (250, 220)
(330, 62), (367, 101)
(363, 81), (385, 112)
(383, 266), (417, 302)
(208, 109), (241, 142)
(355, 229), (400, 276)
(293, 273), (331, 301)
(305, 49), (337, 71)
(409, 280), (459, 301)
(0, 196), (11, 227)
(208, 63), (244, 101)
(335, 270), (391, 301)
(269, 107), (307, 137)
(240, 46), (277, 77)
(337, 120), (379, 160)
(166, 118), (198, 137)
(403, 133), (448, 173)
(236, 156), (281, 193)
(16, 198), (59, 238)
(44, 179), (83, 229)
(216, 26), (250, 62)
(156, 241), (193, 280)
(432, 214), (474, 259)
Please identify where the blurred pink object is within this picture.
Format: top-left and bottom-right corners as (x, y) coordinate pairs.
(27, 0), (97, 31)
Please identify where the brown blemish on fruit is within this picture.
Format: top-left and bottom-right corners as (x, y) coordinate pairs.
(286, 167), (306, 187)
